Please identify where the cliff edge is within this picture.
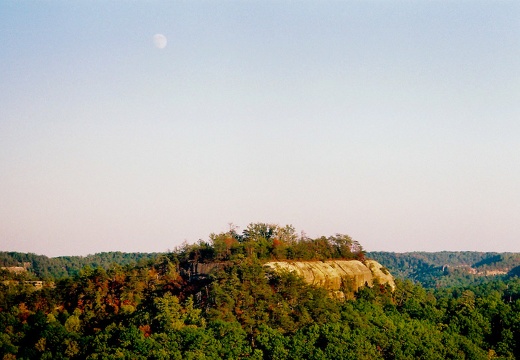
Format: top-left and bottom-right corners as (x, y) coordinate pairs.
(264, 259), (395, 296)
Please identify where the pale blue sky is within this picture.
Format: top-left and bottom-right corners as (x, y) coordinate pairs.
(1, 1), (519, 256)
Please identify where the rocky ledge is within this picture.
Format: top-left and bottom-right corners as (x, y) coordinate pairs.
(264, 259), (395, 297)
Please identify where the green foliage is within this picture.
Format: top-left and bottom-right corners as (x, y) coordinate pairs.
(2, 225), (520, 359)
(368, 251), (520, 288)
(188, 223), (365, 264)
(0, 251), (161, 279)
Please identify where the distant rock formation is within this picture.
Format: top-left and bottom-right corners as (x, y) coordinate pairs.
(264, 259), (395, 297)
(0, 266), (27, 274)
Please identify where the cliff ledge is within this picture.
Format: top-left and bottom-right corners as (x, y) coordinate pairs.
(264, 259), (395, 296)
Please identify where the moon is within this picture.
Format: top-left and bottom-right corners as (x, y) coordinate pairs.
(153, 34), (167, 49)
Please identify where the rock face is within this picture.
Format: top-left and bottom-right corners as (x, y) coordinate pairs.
(264, 260), (395, 295)
(0, 266), (26, 274)
(186, 259), (395, 298)
(365, 260), (395, 289)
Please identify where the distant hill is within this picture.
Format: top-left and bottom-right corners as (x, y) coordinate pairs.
(4, 248), (519, 288)
(0, 251), (161, 279)
(367, 251), (520, 288)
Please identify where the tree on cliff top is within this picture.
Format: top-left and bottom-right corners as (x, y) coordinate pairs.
(201, 223), (364, 263)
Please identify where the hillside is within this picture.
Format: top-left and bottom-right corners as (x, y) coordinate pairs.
(0, 251), (161, 279)
(1, 223), (367, 280)
(3, 246), (519, 291)
(368, 251), (520, 288)
(1, 224), (520, 358)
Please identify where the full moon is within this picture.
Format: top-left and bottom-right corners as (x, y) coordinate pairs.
(153, 34), (167, 49)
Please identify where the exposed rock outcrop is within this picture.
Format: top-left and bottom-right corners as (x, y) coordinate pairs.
(264, 260), (395, 296)
(186, 258), (395, 298)
(365, 260), (395, 289)
(0, 266), (27, 274)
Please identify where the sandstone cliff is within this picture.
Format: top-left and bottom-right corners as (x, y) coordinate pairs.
(187, 259), (395, 298)
(264, 260), (395, 295)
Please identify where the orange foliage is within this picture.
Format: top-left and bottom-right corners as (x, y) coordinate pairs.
(139, 324), (152, 337)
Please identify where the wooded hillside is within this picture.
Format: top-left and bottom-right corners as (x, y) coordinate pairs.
(368, 252), (520, 288)
(2, 224), (520, 359)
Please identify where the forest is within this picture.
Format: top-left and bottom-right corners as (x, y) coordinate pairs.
(368, 251), (520, 289)
(1, 223), (520, 359)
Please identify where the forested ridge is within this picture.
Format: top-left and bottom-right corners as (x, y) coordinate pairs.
(0, 252), (161, 280)
(368, 252), (520, 288)
(1, 224), (365, 280)
(1, 224), (520, 359)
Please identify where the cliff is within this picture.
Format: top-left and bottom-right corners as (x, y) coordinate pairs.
(264, 259), (395, 296)
(187, 258), (395, 298)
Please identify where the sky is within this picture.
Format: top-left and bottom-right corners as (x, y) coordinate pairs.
(1, 1), (519, 257)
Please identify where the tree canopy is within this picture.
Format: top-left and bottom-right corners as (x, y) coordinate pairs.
(1, 224), (520, 359)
